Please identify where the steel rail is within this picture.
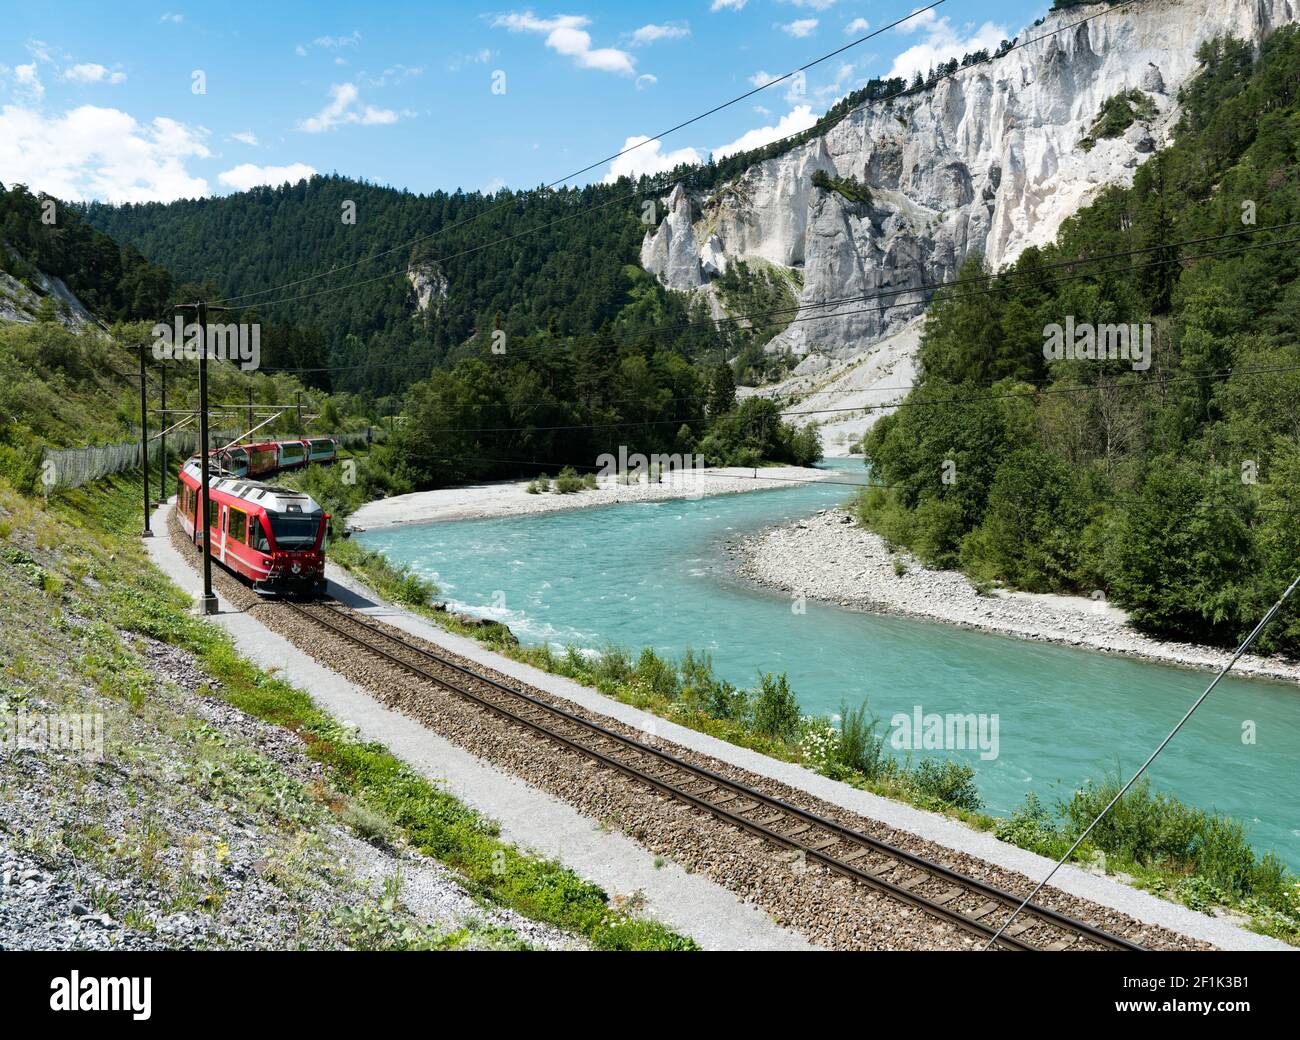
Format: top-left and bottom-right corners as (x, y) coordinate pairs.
(285, 599), (1143, 952)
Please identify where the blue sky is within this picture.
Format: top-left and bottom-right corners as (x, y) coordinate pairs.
(0, 0), (1047, 203)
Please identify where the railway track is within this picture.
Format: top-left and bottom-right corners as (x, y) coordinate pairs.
(284, 598), (1143, 952)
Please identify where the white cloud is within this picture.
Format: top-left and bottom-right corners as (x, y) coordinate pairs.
(297, 83), (400, 132)
(481, 176), (507, 194)
(635, 73), (657, 90)
(779, 19), (819, 38)
(713, 105), (817, 160)
(844, 17), (870, 35)
(313, 31), (362, 50)
(492, 12), (635, 75)
(64, 63), (127, 85)
(711, 0), (747, 10)
(361, 63), (425, 86)
(749, 69), (777, 88)
(602, 136), (700, 183)
(230, 130), (258, 146)
(0, 103), (210, 202)
(447, 49), (492, 72)
(884, 15), (1006, 82)
(160, 12), (183, 24)
(629, 23), (690, 47)
(14, 64), (43, 101)
(779, 0), (838, 9)
(217, 162), (316, 192)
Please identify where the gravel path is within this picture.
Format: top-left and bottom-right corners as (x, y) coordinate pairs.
(167, 516), (1218, 951)
(734, 507), (1300, 683)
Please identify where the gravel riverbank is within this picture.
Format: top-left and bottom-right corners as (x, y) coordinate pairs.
(733, 508), (1300, 684)
(349, 465), (837, 528)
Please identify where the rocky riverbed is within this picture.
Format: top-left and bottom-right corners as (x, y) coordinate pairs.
(733, 508), (1300, 684)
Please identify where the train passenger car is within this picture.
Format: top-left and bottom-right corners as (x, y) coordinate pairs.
(245, 442), (280, 478)
(177, 458), (329, 595)
(217, 445), (250, 477)
(306, 437), (337, 465)
(276, 439), (309, 471)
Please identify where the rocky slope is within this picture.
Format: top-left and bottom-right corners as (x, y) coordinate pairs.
(641, 0), (1299, 359)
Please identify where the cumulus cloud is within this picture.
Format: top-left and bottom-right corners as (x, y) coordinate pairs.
(884, 14), (1007, 81)
(844, 17), (870, 35)
(230, 130), (258, 146)
(635, 73), (657, 90)
(779, 19), (819, 38)
(711, 0), (747, 10)
(64, 63), (127, 85)
(217, 162), (317, 192)
(713, 105), (817, 160)
(628, 23), (690, 47)
(160, 12), (183, 24)
(297, 83), (400, 132)
(602, 135), (700, 183)
(0, 103), (209, 202)
(492, 12), (635, 75)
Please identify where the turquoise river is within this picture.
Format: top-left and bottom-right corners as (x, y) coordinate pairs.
(357, 460), (1300, 869)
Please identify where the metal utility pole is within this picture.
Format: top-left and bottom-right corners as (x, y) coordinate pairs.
(176, 301), (219, 615)
(138, 341), (152, 537)
(158, 366), (168, 507)
(296, 390), (303, 433)
(248, 386), (254, 437)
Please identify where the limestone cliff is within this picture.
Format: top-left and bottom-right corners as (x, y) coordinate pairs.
(641, 0), (1299, 358)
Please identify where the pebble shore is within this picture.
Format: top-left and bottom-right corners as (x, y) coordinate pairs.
(733, 508), (1300, 684)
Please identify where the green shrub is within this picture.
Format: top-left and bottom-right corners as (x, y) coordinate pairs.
(751, 672), (799, 741)
(553, 466), (585, 494)
(834, 699), (887, 779)
(910, 759), (983, 812)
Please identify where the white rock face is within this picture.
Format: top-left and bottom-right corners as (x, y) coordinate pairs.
(640, 0), (1299, 358)
(407, 261), (448, 314)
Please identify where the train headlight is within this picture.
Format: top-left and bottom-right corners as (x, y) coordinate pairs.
(291, 561), (301, 575)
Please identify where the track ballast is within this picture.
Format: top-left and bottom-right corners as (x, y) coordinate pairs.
(284, 598), (1142, 952)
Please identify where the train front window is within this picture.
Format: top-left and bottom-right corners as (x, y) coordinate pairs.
(266, 512), (319, 548)
(251, 518), (271, 552)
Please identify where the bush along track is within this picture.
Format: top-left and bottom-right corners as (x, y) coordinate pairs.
(0, 470), (693, 951)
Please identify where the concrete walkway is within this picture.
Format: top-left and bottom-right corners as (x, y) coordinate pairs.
(146, 503), (816, 951)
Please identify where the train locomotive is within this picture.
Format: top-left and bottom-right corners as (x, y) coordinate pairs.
(177, 457), (330, 596)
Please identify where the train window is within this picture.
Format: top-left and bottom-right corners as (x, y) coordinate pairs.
(265, 511), (319, 548)
(228, 508), (248, 543)
(207, 497), (219, 530)
(250, 517), (271, 552)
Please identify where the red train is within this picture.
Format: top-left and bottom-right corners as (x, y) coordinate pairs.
(215, 437), (337, 479)
(177, 458), (330, 595)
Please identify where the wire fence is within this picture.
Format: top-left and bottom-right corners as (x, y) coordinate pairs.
(41, 426), (385, 492)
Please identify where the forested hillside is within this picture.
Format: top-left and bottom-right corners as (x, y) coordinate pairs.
(2, 184), (173, 322)
(82, 174), (748, 396)
(861, 29), (1300, 654)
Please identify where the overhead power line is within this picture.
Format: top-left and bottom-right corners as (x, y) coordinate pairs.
(210, 0), (1142, 312)
(255, 218), (1300, 377)
(212, 2), (946, 309)
(983, 566), (1300, 950)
